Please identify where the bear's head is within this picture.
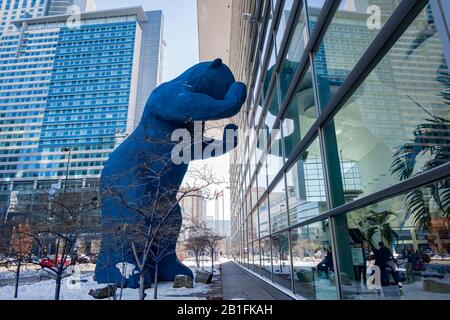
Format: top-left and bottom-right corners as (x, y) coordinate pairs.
(179, 58), (235, 100)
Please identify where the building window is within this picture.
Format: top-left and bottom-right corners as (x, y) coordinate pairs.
(334, 179), (450, 300)
(281, 65), (316, 159)
(286, 137), (327, 226)
(291, 219), (337, 300)
(325, 6), (449, 203)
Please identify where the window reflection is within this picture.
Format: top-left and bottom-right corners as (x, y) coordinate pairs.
(282, 66), (317, 158)
(327, 6), (450, 202)
(286, 138), (327, 226)
(279, 6), (308, 104)
(260, 237), (273, 280)
(252, 240), (261, 273)
(257, 157), (268, 200)
(261, 0), (274, 62)
(334, 179), (450, 300)
(259, 197), (270, 237)
(313, 0), (399, 109)
(275, 0), (295, 56)
(266, 129), (284, 186)
(262, 40), (277, 103)
(272, 232), (292, 289)
(291, 220), (337, 299)
(252, 209), (259, 240)
(269, 177), (289, 233)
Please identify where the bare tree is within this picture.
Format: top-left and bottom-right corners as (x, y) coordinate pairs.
(23, 189), (100, 300)
(183, 224), (210, 269)
(0, 222), (33, 298)
(103, 163), (222, 300)
(204, 231), (224, 273)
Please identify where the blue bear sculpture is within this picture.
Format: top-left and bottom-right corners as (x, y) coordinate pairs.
(94, 59), (247, 288)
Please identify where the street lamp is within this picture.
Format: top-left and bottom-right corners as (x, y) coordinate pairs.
(61, 147), (71, 193)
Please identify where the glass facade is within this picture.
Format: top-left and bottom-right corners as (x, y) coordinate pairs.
(0, 0), (47, 34)
(230, 0), (450, 300)
(0, 8), (163, 220)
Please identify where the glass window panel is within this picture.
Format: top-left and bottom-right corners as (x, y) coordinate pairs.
(282, 65), (317, 159)
(275, 0), (295, 56)
(279, 5), (308, 104)
(252, 240), (261, 274)
(265, 79), (281, 131)
(257, 157), (268, 200)
(243, 223), (249, 269)
(246, 189), (252, 215)
(267, 128), (284, 186)
(326, 7), (450, 203)
(247, 215), (253, 243)
(251, 179), (258, 212)
(272, 231), (292, 290)
(259, 197), (270, 237)
(252, 208), (259, 240)
(334, 178), (450, 300)
(291, 219), (337, 299)
(262, 40), (277, 103)
(286, 137), (327, 226)
(269, 177), (289, 233)
(306, 0), (326, 28)
(314, 0), (399, 109)
(261, 0), (274, 60)
(260, 237), (273, 280)
(254, 91), (264, 130)
(249, 145), (257, 176)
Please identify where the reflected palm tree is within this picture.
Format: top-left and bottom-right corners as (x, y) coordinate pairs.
(359, 210), (398, 249)
(390, 5), (450, 246)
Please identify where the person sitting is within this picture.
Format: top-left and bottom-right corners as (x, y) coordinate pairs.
(316, 249), (334, 276)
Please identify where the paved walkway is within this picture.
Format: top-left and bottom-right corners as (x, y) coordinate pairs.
(220, 261), (293, 300)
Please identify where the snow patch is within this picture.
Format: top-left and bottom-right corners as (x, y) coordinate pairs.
(116, 262), (137, 279)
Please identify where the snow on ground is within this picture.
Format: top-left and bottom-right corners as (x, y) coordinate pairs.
(0, 260), (220, 300)
(0, 274), (210, 300)
(183, 257), (228, 276)
(0, 265), (43, 280)
(0, 263), (95, 280)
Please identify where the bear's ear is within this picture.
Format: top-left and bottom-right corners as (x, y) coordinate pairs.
(210, 58), (223, 69)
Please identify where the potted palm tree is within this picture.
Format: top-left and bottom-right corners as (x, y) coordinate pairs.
(361, 210), (399, 249)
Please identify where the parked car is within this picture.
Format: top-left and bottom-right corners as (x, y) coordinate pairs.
(39, 255), (71, 268)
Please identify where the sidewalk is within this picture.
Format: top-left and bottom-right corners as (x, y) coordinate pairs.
(220, 261), (293, 300)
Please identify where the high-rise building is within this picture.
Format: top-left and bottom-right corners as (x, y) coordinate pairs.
(179, 188), (207, 226)
(46, 0), (96, 16)
(199, 0), (450, 300)
(0, 0), (95, 35)
(0, 7), (164, 222)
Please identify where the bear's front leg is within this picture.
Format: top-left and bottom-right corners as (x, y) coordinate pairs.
(95, 232), (153, 289)
(146, 205), (194, 281)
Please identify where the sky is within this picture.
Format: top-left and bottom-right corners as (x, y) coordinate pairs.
(94, 0), (231, 220)
(94, 0), (199, 82)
